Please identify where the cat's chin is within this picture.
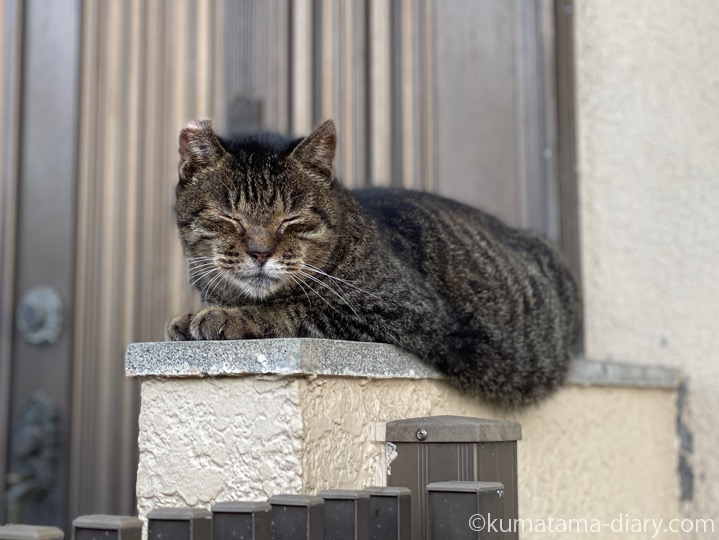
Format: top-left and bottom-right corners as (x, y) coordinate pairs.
(235, 274), (285, 301)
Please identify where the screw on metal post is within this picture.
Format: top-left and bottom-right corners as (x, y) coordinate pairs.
(415, 428), (428, 441)
(497, 489), (504, 499)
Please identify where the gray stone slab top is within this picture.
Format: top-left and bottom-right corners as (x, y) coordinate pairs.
(125, 338), (442, 380)
(125, 338), (680, 389)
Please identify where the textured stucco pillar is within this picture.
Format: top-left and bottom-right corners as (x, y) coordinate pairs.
(127, 339), (680, 539)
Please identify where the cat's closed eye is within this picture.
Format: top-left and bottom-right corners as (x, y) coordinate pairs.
(214, 214), (245, 234)
(277, 216), (304, 236)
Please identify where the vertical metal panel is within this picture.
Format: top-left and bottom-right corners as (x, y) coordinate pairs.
(147, 508), (212, 540)
(318, 0), (335, 124)
(420, 0), (436, 193)
(267, 0), (291, 133)
(434, 0), (520, 226)
(211, 501), (272, 540)
(554, 0), (581, 283)
(365, 487), (412, 540)
(268, 495), (324, 540)
(7, 0), (81, 528)
(392, 0), (431, 188)
(318, 490), (369, 540)
(291, 0), (313, 135)
(426, 481), (505, 540)
(399, 0), (418, 186)
(216, 0), (440, 190)
(432, 0), (565, 245)
(222, 0), (289, 133)
(0, 0), (24, 522)
(71, 0), (224, 521)
(368, 0), (392, 187)
(516, 0), (560, 242)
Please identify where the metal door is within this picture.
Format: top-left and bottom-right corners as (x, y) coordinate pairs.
(2, 0), (225, 529)
(1, 0), (81, 530)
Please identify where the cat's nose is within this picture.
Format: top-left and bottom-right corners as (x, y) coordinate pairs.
(247, 247), (274, 265)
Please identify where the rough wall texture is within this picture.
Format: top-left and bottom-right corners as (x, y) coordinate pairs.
(136, 377), (304, 521)
(301, 379), (677, 540)
(136, 374), (677, 540)
(575, 1), (719, 533)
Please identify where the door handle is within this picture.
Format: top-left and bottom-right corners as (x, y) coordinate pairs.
(5, 392), (59, 523)
(16, 286), (64, 345)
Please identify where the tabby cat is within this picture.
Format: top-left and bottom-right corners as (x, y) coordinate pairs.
(168, 119), (581, 406)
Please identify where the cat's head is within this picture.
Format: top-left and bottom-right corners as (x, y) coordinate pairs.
(175, 119), (340, 303)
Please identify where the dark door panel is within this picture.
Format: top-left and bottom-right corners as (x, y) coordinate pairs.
(4, 0), (80, 530)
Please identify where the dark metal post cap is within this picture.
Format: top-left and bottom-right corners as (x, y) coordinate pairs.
(386, 415), (521, 442)
(211, 501), (271, 513)
(146, 507), (212, 520)
(0, 525), (65, 540)
(318, 489), (370, 500)
(72, 515), (143, 530)
(363, 486), (412, 497)
(267, 494), (325, 507)
(426, 481), (505, 493)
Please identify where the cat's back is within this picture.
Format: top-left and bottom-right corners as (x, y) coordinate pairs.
(353, 186), (478, 221)
(351, 187), (579, 338)
(352, 187), (531, 258)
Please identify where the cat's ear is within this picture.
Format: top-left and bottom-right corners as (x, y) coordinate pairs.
(289, 120), (336, 180)
(178, 119), (226, 182)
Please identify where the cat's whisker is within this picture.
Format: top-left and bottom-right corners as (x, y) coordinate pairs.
(188, 263), (219, 274)
(187, 258), (219, 269)
(199, 267), (227, 301)
(207, 268), (233, 302)
(190, 268), (220, 290)
(300, 263), (383, 300)
(187, 255), (218, 261)
(294, 275), (339, 313)
(190, 261), (219, 270)
(301, 261), (361, 284)
(297, 270), (358, 315)
(287, 274), (313, 307)
(187, 260), (220, 272)
(197, 272), (218, 299)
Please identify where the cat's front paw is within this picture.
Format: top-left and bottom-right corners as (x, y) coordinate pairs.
(167, 313), (194, 341)
(187, 307), (232, 340)
(167, 307), (259, 340)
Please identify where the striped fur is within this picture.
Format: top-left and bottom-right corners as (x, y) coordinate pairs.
(169, 119), (581, 407)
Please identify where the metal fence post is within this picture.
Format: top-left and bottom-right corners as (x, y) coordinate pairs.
(364, 486), (412, 540)
(385, 416), (520, 540)
(211, 501), (271, 540)
(0, 525), (64, 539)
(147, 507), (212, 540)
(318, 490), (369, 540)
(426, 481), (505, 539)
(268, 495), (324, 540)
(72, 515), (142, 540)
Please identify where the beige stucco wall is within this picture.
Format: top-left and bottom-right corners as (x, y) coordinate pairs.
(302, 378), (679, 539)
(137, 375), (677, 540)
(575, 1), (719, 534)
(136, 377), (305, 516)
